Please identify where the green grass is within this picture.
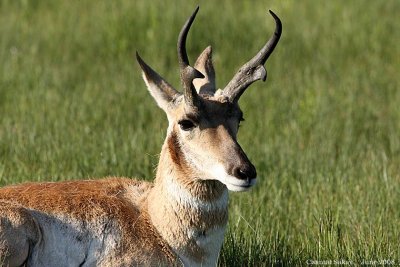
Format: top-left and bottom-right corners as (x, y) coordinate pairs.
(1, 0), (399, 265)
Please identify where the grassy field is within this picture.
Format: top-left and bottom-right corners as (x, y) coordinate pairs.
(1, 0), (399, 265)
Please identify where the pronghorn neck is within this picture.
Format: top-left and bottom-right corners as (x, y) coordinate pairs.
(147, 130), (229, 265)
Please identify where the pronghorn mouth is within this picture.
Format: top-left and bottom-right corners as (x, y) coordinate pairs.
(224, 177), (257, 192)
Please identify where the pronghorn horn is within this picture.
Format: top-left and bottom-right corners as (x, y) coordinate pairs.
(177, 6), (204, 107)
(223, 10), (282, 102)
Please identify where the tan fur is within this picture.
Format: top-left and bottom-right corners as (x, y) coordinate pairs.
(0, 105), (235, 265)
(0, 6), (282, 266)
(0, 122), (231, 265)
(0, 178), (177, 266)
(148, 131), (229, 263)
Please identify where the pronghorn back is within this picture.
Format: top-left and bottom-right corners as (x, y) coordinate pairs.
(0, 178), (176, 266)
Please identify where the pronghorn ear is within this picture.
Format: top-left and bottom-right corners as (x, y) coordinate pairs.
(136, 52), (180, 112)
(193, 46), (216, 95)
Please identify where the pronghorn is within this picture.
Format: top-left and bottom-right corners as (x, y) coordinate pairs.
(0, 6), (281, 267)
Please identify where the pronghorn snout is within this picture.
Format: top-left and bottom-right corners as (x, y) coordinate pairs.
(221, 160), (257, 192)
(219, 143), (257, 192)
(230, 144), (257, 182)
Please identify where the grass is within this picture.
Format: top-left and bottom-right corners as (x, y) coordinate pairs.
(1, 0), (399, 265)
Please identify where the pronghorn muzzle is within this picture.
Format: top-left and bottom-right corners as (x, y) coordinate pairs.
(229, 144), (257, 187)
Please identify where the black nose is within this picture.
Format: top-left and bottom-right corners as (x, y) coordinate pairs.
(233, 165), (257, 181)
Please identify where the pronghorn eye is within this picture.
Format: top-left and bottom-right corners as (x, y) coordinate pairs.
(178, 120), (195, 131)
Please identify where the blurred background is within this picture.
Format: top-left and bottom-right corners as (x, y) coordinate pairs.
(0, 0), (399, 265)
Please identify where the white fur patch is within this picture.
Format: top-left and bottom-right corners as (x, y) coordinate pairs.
(181, 226), (226, 267)
(209, 164), (257, 192)
(164, 176), (228, 211)
(142, 73), (169, 110)
(26, 212), (120, 266)
(179, 145), (256, 192)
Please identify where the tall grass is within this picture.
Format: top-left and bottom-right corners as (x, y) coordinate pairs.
(1, 0), (399, 265)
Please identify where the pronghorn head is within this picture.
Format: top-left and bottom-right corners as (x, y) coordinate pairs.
(137, 7), (281, 192)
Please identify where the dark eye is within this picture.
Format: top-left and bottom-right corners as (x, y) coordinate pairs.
(178, 120), (195, 131)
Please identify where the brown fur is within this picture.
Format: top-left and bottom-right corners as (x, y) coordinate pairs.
(0, 178), (178, 266)
(0, 127), (229, 265)
(0, 6), (281, 266)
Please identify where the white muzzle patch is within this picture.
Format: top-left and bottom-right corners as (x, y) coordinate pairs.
(209, 164), (257, 192)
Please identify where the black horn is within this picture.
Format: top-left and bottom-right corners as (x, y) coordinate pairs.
(177, 6), (204, 107)
(223, 10), (282, 102)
